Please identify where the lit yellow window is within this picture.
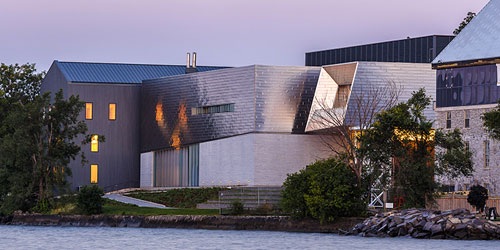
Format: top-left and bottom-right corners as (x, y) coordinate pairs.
(91, 135), (98, 152)
(109, 103), (116, 120)
(85, 103), (93, 120)
(91, 164), (98, 184)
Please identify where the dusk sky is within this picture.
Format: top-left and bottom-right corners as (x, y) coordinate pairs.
(0, 0), (490, 71)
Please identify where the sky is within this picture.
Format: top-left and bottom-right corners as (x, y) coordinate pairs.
(0, 0), (491, 72)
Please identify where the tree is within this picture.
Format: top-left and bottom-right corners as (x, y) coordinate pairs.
(0, 63), (97, 214)
(357, 89), (473, 207)
(308, 81), (401, 185)
(481, 100), (500, 140)
(77, 185), (105, 215)
(281, 157), (365, 222)
(453, 12), (476, 35)
(467, 185), (488, 212)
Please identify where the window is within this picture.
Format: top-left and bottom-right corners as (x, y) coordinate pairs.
(91, 135), (99, 152)
(446, 111), (451, 129)
(109, 103), (116, 120)
(191, 103), (234, 115)
(85, 103), (93, 120)
(465, 141), (470, 152)
(91, 164), (98, 184)
(464, 110), (470, 128)
(484, 140), (490, 168)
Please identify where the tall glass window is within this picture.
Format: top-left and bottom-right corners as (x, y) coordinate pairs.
(109, 103), (116, 120)
(85, 103), (93, 120)
(91, 164), (98, 184)
(91, 135), (99, 152)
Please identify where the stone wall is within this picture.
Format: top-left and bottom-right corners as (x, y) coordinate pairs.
(2, 214), (363, 233)
(435, 105), (500, 195)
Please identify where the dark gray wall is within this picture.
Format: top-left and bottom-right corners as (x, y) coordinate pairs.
(305, 35), (454, 66)
(40, 62), (68, 97)
(68, 83), (142, 192)
(41, 64), (141, 192)
(140, 65), (321, 153)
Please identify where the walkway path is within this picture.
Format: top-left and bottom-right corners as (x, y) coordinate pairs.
(104, 194), (171, 209)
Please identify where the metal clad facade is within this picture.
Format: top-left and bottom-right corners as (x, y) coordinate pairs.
(140, 65), (322, 153)
(254, 66), (321, 133)
(306, 35), (454, 66)
(141, 66), (256, 153)
(346, 62), (436, 123)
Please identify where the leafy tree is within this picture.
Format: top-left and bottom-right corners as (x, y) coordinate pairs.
(467, 185), (488, 212)
(453, 12), (476, 35)
(481, 100), (500, 140)
(281, 157), (365, 222)
(0, 63), (98, 215)
(357, 89), (473, 208)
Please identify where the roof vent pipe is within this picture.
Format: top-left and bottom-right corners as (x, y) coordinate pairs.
(192, 52), (197, 68)
(186, 52), (191, 68)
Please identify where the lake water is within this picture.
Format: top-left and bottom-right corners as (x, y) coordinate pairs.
(1, 225), (499, 250)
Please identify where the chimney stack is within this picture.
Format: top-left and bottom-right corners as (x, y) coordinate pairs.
(185, 52), (198, 74)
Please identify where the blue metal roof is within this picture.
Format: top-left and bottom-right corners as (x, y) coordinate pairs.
(55, 61), (228, 84)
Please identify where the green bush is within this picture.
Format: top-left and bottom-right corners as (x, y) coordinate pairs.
(467, 185), (488, 212)
(281, 157), (365, 222)
(77, 185), (104, 215)
(229, 200), (244, 215)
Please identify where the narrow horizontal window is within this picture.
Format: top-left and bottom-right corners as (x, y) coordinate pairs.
(85, 103), (93, 120)
(109, 103), (116, 120)
(91, 135), (99, 152)
(91, 164), (98, 184)
(191, 103), (235, 115)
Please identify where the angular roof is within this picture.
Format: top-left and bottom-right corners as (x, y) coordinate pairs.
(55, 61), (228, 84)
(432, 0), (500, 65)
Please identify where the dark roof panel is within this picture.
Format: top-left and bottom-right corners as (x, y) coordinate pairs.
(55, 61), (228, 84)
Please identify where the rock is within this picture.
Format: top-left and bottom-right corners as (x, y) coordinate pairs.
(454, 230), (468, 239)
(449, 217), (461, 224)
(431, 224), (443, 235)
(423, 222), (434, 231)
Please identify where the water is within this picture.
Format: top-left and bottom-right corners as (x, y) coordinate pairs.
(0, 225), (499, 250)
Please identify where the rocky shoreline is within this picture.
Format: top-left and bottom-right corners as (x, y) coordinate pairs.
(346, 208), (500, 240)
(0, 214), (363, 233)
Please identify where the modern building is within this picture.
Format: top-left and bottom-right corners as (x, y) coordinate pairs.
(41, 54), (437, 191)
(432, 0), (500, 194)
(40, 60), (227, 191)
(306, 35), (454, 66)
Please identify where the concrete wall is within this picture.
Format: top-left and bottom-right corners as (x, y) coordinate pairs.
(253, 133), (335, 186)
(436, 105), (500, 195)
(199, 134), (255, 186)
(140, 152), (154, 188)
(197, 132), (336, 187)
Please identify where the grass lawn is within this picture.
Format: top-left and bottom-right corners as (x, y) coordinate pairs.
(125, 187), (226, 208)
(102, 199), (218, 216)
(47, 197), (218, 216)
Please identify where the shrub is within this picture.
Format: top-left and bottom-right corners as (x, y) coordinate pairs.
(281, 157), (365, 222)
(77, 185), (104, 215)
(467, 185), (488, 212)
(229, 200), (244, 215)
